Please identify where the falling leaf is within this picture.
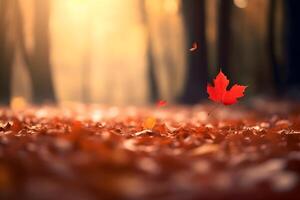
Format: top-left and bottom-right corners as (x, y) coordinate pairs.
(189, 42), (198, 51)
(156, 100), (167, 107)
(143, 117), (156, 130)
(207, 70), (247, 105)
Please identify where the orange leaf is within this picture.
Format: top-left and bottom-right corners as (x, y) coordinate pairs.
(143, 117), (156, 130)
(207, 70), (247, 105)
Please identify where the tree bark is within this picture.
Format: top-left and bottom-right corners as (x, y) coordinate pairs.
(181, 0), (208, 104)
(140, 0), (159, 102)
(0, 0), (16, 105)
(268, 0), (283, 94)
(31, 0), (56, 103)
(285, 0), (300, 91)
(15, 0), (56, 104)
(217, 0), (232, 74)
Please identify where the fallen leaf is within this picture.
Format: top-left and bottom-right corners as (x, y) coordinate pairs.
(189, 144), (219, 156)
(134, 130), (152, 136)
(207, 70), (247, 105)
(0, 164), (12, 190)
(156, 100), (167, 107)
(143, 117), (156, 130)
(143, 101), (167, 130)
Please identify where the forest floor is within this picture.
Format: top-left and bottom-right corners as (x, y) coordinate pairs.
(0, 100), (300, 200)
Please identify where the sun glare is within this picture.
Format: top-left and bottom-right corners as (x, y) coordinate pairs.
(233, 0), (248, 9)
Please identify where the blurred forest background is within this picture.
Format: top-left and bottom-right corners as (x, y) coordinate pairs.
(0, 0), (299, 106)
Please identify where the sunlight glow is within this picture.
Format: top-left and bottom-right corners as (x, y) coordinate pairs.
(11, 97), (28, 111)
(164, 0), (180, 14)
(233, 0), (248, 9)
(15, 0), (186, 105)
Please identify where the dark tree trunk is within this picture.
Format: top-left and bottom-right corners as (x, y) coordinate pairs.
(268, 0), (283, 94)
(181, 0), (208, 104)
(217, 0), (232, 74)
(147, 42), (159, 102)
(140, 0), (159, 102)
(285, 0), (300, 94)
(30, 0), (56, 104)
(0, 0), (15, 105)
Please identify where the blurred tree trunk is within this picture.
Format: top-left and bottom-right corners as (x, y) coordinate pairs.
(181, 0), (208, 104)
(268, 0), (283, 94)
(217, 0), (231, 74)
(0, 0), (15, 105)
(31, 0), (56, 103)
(16, 0), (56, 104)
(139, 0), (158, 102)
(82, 13), (92, 104)
(285, 0), (300, 95)
(147, 42), (159, 103)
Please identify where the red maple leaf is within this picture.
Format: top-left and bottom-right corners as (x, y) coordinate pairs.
(156, 100), (167, 107)
(207, 70), (247, 105)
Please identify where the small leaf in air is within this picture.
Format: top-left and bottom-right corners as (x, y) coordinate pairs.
(189, 42), (198, 51)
